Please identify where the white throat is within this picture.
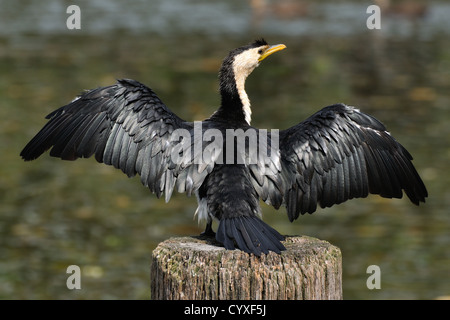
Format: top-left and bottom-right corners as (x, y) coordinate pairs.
(232, 51), (259, 125)
(234, 72), (251, 125)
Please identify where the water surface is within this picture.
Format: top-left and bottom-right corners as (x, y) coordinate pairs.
(0, 0), (448, 299)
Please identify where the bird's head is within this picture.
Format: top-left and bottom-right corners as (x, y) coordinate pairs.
(220, 39), (287, 84)
(218, 39), (286, 124)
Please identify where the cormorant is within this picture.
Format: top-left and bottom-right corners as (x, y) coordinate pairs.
(20, 39), (427, 256)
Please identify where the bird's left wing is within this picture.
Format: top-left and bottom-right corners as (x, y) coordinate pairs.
(20, 79), (212, 201)
(255, 103), (427, 222)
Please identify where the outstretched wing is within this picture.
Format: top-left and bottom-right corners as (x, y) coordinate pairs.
(262, 103), (427, 222)
(20, 79), (213, 201)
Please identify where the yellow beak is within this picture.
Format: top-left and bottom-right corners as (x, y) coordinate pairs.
(258, 44), (287, 62)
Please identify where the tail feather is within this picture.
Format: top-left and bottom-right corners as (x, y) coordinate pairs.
(216, 216), (285, 256)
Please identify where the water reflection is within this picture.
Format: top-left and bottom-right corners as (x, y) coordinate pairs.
(0, 0), (449, 299)
(1, 0), (450, 37)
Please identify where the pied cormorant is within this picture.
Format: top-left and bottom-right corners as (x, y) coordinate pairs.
(20, 39), (428, 256)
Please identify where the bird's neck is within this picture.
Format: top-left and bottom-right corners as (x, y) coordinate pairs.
(215, 64), (252, 125)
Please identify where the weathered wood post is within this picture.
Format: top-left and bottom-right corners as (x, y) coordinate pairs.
(150, 235), (342, 300)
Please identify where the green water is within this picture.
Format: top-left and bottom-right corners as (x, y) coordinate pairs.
(0, 0), (449, 299)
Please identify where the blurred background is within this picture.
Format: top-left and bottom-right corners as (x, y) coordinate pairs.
(0, 0), (448, 299)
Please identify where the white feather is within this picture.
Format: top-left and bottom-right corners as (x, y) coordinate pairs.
(194, 196), (209, 224)
(232, 48), (262, 125)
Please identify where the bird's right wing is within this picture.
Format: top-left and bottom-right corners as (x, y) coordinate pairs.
(20, 79), (214, 202)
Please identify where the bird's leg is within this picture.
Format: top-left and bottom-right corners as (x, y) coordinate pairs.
(201, 216), (215, 237)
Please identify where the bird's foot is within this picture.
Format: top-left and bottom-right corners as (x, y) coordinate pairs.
(200, 222), (216, 238)
(200, 229), (216, 238)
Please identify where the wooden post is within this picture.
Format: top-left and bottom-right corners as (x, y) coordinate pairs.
(151, 235), (342, 300)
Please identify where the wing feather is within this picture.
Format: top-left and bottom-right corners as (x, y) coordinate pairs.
(20, 79), (216, 201)
(275, 103), (427, 221)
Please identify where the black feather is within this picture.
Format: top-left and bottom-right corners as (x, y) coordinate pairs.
(280, 103), (427, 219)
(216, 216), (285, 256)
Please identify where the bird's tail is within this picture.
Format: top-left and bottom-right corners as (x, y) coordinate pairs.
(216, 215), (286, 256)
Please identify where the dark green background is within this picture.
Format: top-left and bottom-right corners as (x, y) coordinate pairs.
(1, 0), (448, 299)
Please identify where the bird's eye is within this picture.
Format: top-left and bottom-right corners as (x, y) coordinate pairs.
(258, 49), (263, 54)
